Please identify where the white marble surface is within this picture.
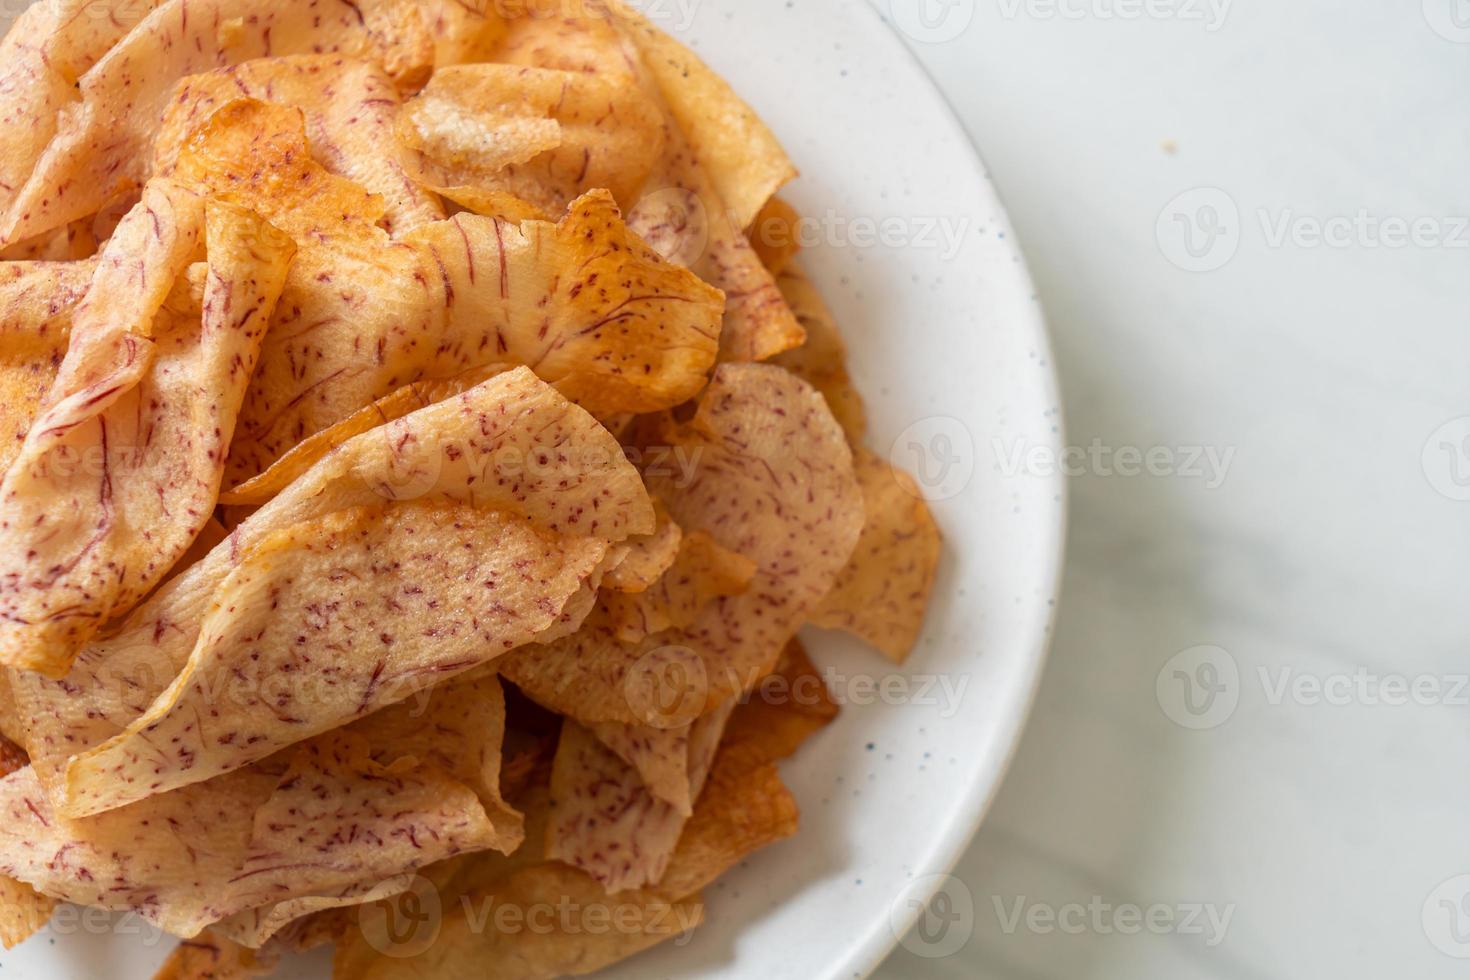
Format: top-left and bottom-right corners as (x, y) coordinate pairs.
(871, 1), (1470, 977)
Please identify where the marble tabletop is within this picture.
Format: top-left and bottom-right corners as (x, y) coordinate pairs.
(871, 1), (1470, 977)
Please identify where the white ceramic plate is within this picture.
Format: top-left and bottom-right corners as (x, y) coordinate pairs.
(0, 1), (1065, 977)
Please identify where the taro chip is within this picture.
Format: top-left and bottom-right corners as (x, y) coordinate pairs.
(333, 695), (807, 980)
(611, 0), (797, 230)
(220, 365), (515, 506)
(0, 258), (97, 474)
(10, 367), (651, 813)
(168, 99), (723, 482)
(545, 704), (732, 892)
(398, 63), (664, 213)
(0, 0), (166, 230)
(0, 729), (510, 938)
(771, 260), (868, 443)
(154, 56), (445, 235)
(811, 449), (942, 663)
(211, 876), (415, 951)
(750, 196), (802, 275)
(491, 8), (804, 363)
(601, 530), (757, 643)
(722, 639), (841, 770)
(502, 363), (863, 725)
(64, 501), (609, 816)
(0, 0), (433, 246)
(0, 873), (54, 951)
(0, 192), (294, 678)
(420, 0), (510, 66)
(600, 499), (683, 594)
(153, 931), (282, 980)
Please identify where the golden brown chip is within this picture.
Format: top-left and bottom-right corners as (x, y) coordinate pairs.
(491, 10), (804, 364)
(811, 450), (942, 663)
(212, 876), (415, 951)
(211, 669), (523, 950)
(502, 363), (863, 726)
(599, 499), (683, 594)
(0, 689), (23, 750)
(721, 639), (841, 771)
(0, 0), (166, 233)
(65, 500), (608, 816)
(749, 196), (802, 275)
(0, 729), (507, 938)
(0, 0), (433, 247)
(168, 99), (722, 482)
(220, 366), (514, 506)
(333, 701), (805, 980)
(770, 261), (868, 443)
(0, 737), (62, 948)
(153, 932), (282, 980)
(0, 873), (54, 951)
(346, 669), (525, 846)
(10, 367), (651, 811)
(0, 194), (294, 678)
(0, 259), (97, 474)
(420, 0), (510, 66)
(611, 1), (797, 231)
(398, 62), (664, 214)
(601, 531), (756, 643)
(155, 56), (445, 235)
(586, 720), (693, 814)
(430, 186), (551, 224)
(545, 702), (731, 893)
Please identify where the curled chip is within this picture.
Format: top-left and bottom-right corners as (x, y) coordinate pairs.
(0, 729), (509, 938)
(155, 56), (445, 235)
(811, 450), (943, 663)
(398, 63), (664, 213)
(10, 367), (651, 810)
(0, 0), (166, 233)
(493, 9), (806, 363)
(0, 258), (97, 474)
(600, 499), (684, 594)
(611, 1), (798, 231)
(61, 370), (651, 816)
(220, 365), (514, 506)
(0, 0), (432, 247)
(167, 99), (723, 482)
(750, 196), (803, 275)
(546, 702), (732, 893)
(502, 363), (863, 726)
(771, 260), (869, 443)
(0, 191), (294, 677)
(600, 530), (757, 643)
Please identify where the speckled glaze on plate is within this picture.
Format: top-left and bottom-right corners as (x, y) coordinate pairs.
(0, 1), (1065, 978)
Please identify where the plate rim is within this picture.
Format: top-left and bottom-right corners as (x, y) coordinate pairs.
(829, 3), (1069, 976)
